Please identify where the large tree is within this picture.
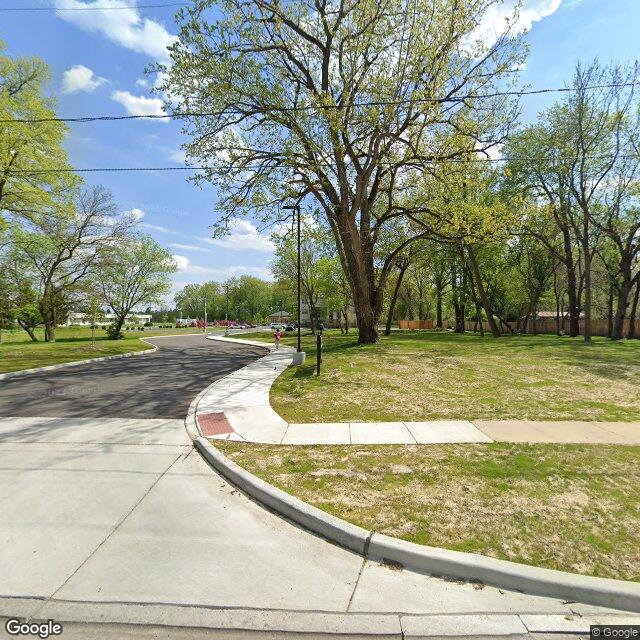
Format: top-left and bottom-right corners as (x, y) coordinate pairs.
(159, 0), (523, 342)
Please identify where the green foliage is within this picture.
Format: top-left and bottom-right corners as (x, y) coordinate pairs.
(105, 324), (124, 340)
(99, 234), (177, 338)
(0, 42), (78, 222)
(15, 303), (41, 332)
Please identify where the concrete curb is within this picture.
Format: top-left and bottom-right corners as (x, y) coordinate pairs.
(368, 533), (640, 613)
(187, 336), (640, 614)
(196, 437), (640, 613)
(195, 436), (371, 555)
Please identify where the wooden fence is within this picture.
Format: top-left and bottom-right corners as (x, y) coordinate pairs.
(398, 318), (639, 336)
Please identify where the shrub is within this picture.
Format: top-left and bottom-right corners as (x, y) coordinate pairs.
(106, 324), (123, 340)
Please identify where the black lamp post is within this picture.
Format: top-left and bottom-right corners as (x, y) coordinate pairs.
(283, 201), (302, 354)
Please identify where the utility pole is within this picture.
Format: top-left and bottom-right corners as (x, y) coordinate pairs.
(296, 203), (302, 353)
(204, 298), (207, 333)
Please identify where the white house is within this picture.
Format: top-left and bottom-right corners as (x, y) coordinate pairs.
(64, 312), (152, 326)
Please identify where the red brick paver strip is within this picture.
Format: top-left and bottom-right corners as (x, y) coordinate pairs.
(198, 412), (235, 436)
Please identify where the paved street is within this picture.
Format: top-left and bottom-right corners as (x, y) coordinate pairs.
(0, 334), (266, 419)
(0, 335), (633, 637)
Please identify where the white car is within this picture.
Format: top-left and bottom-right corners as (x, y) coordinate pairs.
(270, 322), (284, 330)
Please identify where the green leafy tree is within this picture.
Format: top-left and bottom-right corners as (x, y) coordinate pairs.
(158, 0), (523, 342)
(272, 224), (324, 332)
(0, 42), (76, 222)
(9, 186), (130, 341)
(98, 235), (177, 339)
(226, 275), (272, 323)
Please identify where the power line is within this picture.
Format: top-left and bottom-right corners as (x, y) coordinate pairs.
(0, 2), (186, 11)
(2, 82), (638, 125)
(5, 154), (639, 175)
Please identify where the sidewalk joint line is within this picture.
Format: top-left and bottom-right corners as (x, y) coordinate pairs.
(346, 556), (367, 613)
(403, 422), (419, 445)
(28, 449), (184, 622)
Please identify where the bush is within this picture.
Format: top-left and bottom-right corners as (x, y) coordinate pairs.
(106, 324), (123, 340)
(144, 321), (153, 327)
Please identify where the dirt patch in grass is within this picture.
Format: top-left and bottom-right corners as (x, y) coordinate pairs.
(218, 441), (640, 581)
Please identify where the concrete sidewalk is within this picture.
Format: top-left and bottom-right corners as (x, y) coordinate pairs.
(201, 336), (640, 445)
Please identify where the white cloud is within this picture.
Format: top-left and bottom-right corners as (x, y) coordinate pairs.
(54, 0), (177, 62)
(126, 207), (145, 221)
(174, 264), (273, 281)
(168, 148), (187, 163)
(202, 220), (275, 253)
(473, 0), (562, 44)
(61, 64), (107, 94)
(111, 90), (166, 118)
(170, 243), (210, 253)
(172, 255), (189, 271)
(135, 77), (149, 88)
(140, 223), (177, 234)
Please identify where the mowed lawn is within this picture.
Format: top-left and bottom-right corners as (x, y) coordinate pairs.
(219, 441), (640, 581)
(245, 330), (640, 422)
(0, 326), (195, 374)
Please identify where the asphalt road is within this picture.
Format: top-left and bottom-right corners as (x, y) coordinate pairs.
(0, 334), (267, 419)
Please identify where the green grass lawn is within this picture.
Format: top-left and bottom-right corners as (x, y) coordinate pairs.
(0, 325), (197, 374)
(242, 330), (640, 422)
(218, 441), (640, 581)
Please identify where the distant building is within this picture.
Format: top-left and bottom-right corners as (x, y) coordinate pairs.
(269, 310), (290, 323)
(301, 300), (356, 327)
(64, 312), (152, 326)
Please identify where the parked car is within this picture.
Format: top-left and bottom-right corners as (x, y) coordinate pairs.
(270, 322), (284, 329)
(284, 324), (295, 331)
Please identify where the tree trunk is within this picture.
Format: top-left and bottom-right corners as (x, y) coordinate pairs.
(307, 297), (316, 334)
(475, 303), (484, 337)
(111, 315), (126, 338)
(435, 289), (443, 329)
(582, 240), (592, 343)
(466, 246), (500, 338)
(553, 271), (562, 336)
(606, 282), (615, 339)
(342, 308), (350, 334)
(562, 227), (580, 337)
(627, 279), (639, 339)
(385, 264), (408, 336)
(17, 320), (38, 342)
(611, 270), (633, 341)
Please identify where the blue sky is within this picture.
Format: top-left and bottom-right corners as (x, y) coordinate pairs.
(2, 0), (639, 301)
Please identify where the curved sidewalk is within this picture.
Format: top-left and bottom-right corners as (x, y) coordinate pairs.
(200, 336), (640, 445)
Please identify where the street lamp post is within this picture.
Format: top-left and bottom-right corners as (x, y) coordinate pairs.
(295, 203), (302, 353)
(284, 200), (305, 363)
(203, 298), (207, 333)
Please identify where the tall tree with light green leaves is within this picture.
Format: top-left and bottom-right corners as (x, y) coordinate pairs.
(158, 0), (524, 342)
(98, 235), (177, 339)
(0, 42), (76, 223)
